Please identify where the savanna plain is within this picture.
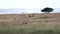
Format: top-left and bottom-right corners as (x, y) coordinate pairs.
(0, 13), (60, 34)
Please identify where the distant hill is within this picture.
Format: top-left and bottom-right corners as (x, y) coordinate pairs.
(0, 8), (60, 14)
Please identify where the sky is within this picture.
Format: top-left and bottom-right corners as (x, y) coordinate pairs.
(0, 0), (60, 9)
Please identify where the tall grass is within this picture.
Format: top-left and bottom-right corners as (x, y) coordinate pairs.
(0, 24), (60, 34)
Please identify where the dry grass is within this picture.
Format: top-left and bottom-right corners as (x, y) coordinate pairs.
(0, 13), (60, 34)
(0, 13), (60, 28)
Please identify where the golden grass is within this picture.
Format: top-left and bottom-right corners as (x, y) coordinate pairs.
(0, 13), (59, 29)
(0, 13), (60, 34)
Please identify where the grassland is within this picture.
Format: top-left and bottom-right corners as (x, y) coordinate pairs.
(0, 13), (60, 34)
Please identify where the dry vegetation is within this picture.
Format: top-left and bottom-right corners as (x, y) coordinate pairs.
(0, 13), (60, 34)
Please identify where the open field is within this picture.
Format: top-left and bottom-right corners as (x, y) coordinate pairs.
(0, 13), (60, 34)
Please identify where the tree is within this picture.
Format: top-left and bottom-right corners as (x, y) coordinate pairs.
(41, 7), (54, 14)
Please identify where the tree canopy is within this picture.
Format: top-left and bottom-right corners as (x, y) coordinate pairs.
(41, 7), (54, 13)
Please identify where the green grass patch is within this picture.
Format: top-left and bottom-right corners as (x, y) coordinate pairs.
(0, 25), (60, 34)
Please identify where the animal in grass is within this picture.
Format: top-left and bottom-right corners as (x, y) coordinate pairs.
(28, 14), (34, 17)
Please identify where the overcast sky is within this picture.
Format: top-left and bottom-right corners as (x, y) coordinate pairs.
(0, 0), (60, 9)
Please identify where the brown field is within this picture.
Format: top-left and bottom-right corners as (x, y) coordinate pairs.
(0, 13), (60, 34)
(0, 13), (60, 29)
